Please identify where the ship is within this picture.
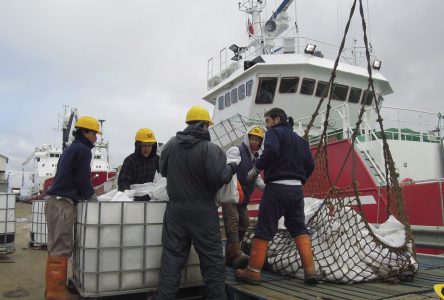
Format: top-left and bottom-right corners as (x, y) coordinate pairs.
(204, 0), (443, 252)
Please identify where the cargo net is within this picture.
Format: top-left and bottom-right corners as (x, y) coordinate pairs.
(93, 175), (118, 197)
(241, 0), (418, 283)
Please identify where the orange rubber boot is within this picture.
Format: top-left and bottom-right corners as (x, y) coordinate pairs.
(45, 256), (78, 300)
(235, 238), (268, 285)
(294, 234), (320, 285)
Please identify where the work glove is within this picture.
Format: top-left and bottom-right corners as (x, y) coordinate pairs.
(255, 175), (266, 191)
(134, 194), (151, 202)
(228, 162), (239, 174)
(247, 167), (260, 183)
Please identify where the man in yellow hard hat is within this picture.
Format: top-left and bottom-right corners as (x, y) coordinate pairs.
(118, 128), (159, 200)
(44, 115), (101, 300)
(155, 105), (237, 300)
(236, 108), (318, 285)
(222, 126), (265, 269)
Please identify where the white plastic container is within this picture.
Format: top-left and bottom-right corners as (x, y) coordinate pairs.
(0, 193), (15, 254)
(72, 201), (203, 297)
(29, 200), (48, 247)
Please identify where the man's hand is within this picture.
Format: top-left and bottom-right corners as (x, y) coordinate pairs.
(229, 162), (239, 174)
(247, 167), (260, 183)
(88, 194), (98, 202)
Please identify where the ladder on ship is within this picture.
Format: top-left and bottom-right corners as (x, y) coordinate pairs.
(209, 114), (264, 151)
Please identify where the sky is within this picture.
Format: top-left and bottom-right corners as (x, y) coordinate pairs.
(1, 0), (443, 188)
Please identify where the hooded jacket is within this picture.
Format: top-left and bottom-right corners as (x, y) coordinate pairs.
(47, 134), (95, 202)
(118, 142), (159, 191)
(160, 124), (234, 203)
(255, 122), (314, 184)
(228, 126), (264, 205)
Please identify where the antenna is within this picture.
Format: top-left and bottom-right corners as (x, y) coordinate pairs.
(98, 119), (105, 144)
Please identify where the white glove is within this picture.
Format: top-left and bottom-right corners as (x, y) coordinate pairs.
(247, 167), (260, 183)
(226, 146), (241, 165)
(255, 175), (266, 191)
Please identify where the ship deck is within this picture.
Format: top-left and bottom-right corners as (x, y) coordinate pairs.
(225, 255), (444, 300)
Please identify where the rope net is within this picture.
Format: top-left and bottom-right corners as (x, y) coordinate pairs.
(93, 175), (118, 197)
(240, 0), (417, 283)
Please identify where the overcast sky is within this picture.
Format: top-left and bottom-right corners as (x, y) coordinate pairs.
(1, 0), (443, 188)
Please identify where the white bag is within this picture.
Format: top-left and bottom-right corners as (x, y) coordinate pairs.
(215, 174), (239, 205)
(152, 177), (169, 201)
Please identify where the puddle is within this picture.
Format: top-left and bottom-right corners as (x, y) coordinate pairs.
(3, 287), (30, 298)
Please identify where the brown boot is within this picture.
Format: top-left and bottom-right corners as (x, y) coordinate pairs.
(294, 235), (320, 285)
(225, 241), (232, 266)
(229, 241), (249, 269)
(235, 238), (268, 285)
(46, 256), (78, 300)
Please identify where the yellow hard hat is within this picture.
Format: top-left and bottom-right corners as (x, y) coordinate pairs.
(135, 128), (157, 143)
(248, 126), (265, 139)
(185, 105), (214, 126)
(75, 116), (102, 134)
(434, 284), (444, 299)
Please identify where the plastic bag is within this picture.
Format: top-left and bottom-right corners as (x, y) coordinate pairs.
(152, 177), (169, 201)
(215, 174), (239, 205)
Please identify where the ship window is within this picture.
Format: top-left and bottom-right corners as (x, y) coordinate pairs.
(36, 158), (40, 162)
(218, 96), (224, 110)
(300, 78), (316, 95)
(348, 87), (362, 103)
(315, 81), (329, 97)
(255, 77), (278, 104)
(246, 79), (253, 96)
(231, 88), (238, 104)
(224, 92), (231, 107)
(42, 164), (45, 167)
(238, 84), (245, 100)
(361, 90), (374, 105)
(50, 154), (54, 157)
(332, 84), (349, 101)
(279, 77), (299, 93)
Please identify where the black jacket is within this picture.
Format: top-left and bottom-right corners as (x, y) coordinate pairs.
(118, 142), (159, 191)
(160, 124), (234, 203)
(47, 135), (95, 202)
(255, 122), (314, 184)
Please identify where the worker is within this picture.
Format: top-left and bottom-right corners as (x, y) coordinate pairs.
(222, 126), (265, 269)
(235, 108), (319, 285)
(44, 116), (101, 300)
(118, 128), (159, 200)
(155, 105), (238, 300)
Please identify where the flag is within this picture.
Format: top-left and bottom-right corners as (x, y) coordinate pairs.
(247, 19), (254, 36)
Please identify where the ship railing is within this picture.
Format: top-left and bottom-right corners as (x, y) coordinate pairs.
(210, 114), (263, 151)
(292, 103), (387, 185)
(207, 35), (376, 90)
(293, 103), (351, 144)
(365, 106), (443, 143)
